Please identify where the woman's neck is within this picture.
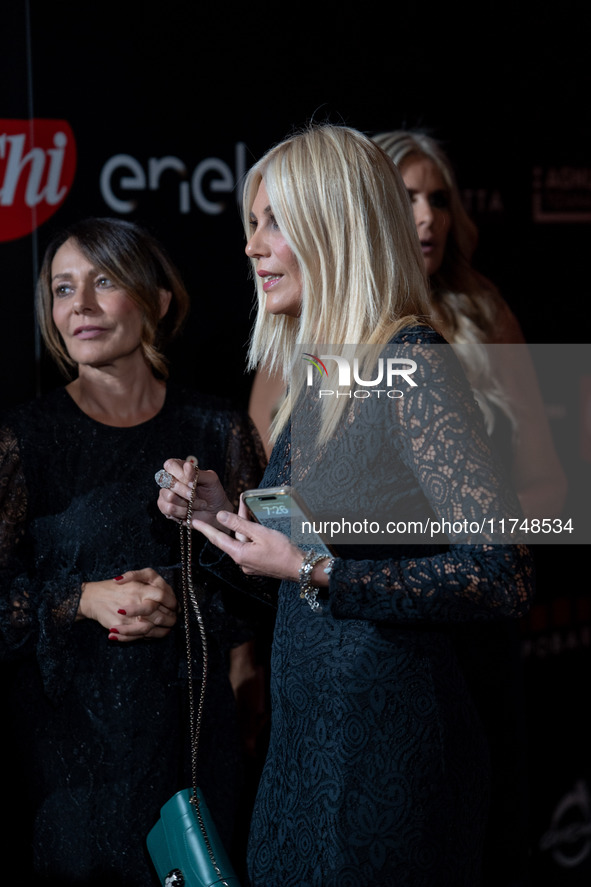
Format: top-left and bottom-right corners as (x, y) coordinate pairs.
(66, 362), (166, 427)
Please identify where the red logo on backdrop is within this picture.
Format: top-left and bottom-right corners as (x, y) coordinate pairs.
(0, 119), (77, 242)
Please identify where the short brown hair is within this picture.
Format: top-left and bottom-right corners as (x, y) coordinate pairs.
(36, 217), (190, 378)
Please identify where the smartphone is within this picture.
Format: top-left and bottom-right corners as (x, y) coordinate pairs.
(242, 486), (335, 557)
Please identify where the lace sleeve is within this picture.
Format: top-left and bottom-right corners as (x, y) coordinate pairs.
(329, 544), (533, 624)
(199, 409), (278, 612)
(0, 423), (81, 683)
(199, 411), (279, 609)
(221, 412), (267, 508)
(0, 424), (34, 651)
(0, 425), (26, 567)
(327, 341), (535, 624)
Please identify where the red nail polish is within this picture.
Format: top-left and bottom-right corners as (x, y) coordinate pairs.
(117, 609), (127, 615)
(109, 628), (119, 633)
(114, 575), (124, 581)
(108, 634), (119, 641)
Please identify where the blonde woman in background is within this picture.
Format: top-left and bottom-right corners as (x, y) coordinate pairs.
(374, 129), (568, 887)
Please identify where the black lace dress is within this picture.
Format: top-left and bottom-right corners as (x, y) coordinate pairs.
(0, 384), (266, 886)
(205, 327), (536, 887)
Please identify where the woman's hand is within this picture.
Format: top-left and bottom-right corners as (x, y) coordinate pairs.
(78, 568), (178, 641)
(156, 458), (235, 532)
(193, 505), (311, 583)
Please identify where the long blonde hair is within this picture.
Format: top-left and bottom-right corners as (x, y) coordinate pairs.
(373, 129), (519, 434)
(372, 129), (507, 345)
(243, 124), (432, 443)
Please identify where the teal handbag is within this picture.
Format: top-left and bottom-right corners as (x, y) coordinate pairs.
(148, 463), (241, 887)
(147, 788), (240, 887)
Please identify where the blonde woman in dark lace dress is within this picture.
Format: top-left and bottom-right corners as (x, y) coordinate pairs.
(0, 218), (266, 885)
(157, 125), (536, 887)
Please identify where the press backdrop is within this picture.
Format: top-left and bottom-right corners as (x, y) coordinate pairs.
(2, 3), (590, 884)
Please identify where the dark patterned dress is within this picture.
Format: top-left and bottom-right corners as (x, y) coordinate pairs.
(208, 327), (535, 887)
(0, 384), (266, 886)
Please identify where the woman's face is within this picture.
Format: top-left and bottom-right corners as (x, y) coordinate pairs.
(245, 180), (302, 317)
(51, 237), (144, 369)
(400, 155), (451, 277)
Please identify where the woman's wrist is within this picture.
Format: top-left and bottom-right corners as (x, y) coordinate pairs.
(310, 556), (333, 588)
(76, 582), (89, 621)
(300, 553), (335, 588)
(297, 551), (334, 613)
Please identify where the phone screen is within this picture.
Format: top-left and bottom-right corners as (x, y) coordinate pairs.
(243, 487), (334, 557)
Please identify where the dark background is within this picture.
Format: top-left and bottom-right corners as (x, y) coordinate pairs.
(2, 2), (590, 883)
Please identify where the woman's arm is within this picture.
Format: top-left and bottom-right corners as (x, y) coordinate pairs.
(0, 425), (44, 655)
(188, 341), (536, 626)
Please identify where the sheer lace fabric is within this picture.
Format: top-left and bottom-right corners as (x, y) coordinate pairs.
(210, 326), (535, 886)
(0, 384), (266, 885)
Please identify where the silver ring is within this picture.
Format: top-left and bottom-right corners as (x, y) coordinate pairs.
(155, 469), (175, 490)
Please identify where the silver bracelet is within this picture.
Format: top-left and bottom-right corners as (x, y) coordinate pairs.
(298, 550), (328, 613)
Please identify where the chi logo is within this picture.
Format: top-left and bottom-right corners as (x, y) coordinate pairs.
(0, 119), (77, 242)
